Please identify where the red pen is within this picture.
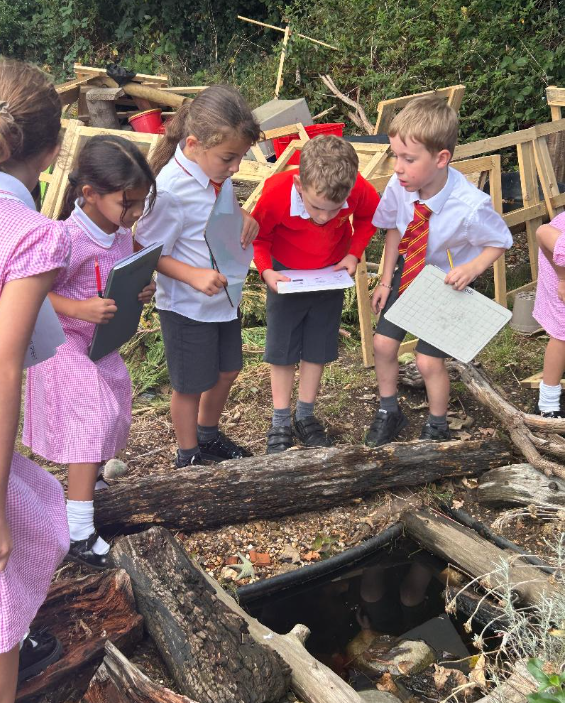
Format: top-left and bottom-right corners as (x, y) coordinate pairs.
(94, 257), (103, 298)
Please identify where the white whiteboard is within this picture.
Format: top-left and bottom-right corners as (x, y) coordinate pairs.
(384, 265), (512, 362)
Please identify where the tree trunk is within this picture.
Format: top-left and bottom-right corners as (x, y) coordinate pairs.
(478, 463), (565, 510)
(82, 641), (197, 703)
(95, 440), (510, 534)
(111, 527), (290, 703)
(444, 585), (508, 631)
(402, 509), (564, 608)
(17, 570), (143, 703)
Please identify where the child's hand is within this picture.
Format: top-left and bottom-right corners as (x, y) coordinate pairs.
(188, 268), (228, 296)
(138, 280), (156, 304)
(79, 296), (117, 324)
(262, 269), (291, 293)
(0, 515), (13, 572)
(558, 279), (565, 303)
(241, 210), (259, 249)
(333, 254), (359, 276)
(444, 262), (478, 291)
(371, 284), (391, 313)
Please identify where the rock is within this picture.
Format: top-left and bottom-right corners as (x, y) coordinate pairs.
(219, 566), (238, 581)
(374, 639), (436, 676)
(346, 630), (396, 665)
(358, 691), (401, 703)
(103, 459), (128, 480)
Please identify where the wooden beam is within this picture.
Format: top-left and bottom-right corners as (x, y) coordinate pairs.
(74, 63), (168, 84)
(275, 25), (291, 98)
(237, 15), (339, 50)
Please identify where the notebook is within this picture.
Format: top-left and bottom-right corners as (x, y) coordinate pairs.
(384, 265), (512, 363)
(24, 297), (66, 368)
(88, 242), (163, 361)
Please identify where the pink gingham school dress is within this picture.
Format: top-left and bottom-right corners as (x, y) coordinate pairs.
(23, 203), (133, 464)
(533, 212), (565, 340)
(0, 173), (70, 653)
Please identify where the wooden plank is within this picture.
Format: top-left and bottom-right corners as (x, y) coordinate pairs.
(517, 140), (543, 281)
(356, 253), (374, 368)
(546, 86), (565, 109)
(274, 25), (291, 98)
(74, 64), (168, 84)
(160, 86), (208, 94)
(489, 154), (507, 307)
(503, 203), (547, 228)
(520, 371), (565, 390)
(507, 279), (537, 301)
(533, 135), (565, 219)
(41, 119), (82, 218)
(399, 339), (418, 355)
(235, 160), (273, 182)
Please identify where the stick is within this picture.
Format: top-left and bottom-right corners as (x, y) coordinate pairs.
(320, 75), (374, 134)
(275, 25), (291, 98)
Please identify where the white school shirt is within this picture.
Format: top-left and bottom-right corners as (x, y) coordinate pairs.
(372, 167), (512, 273)
(135, 142), (238, 322)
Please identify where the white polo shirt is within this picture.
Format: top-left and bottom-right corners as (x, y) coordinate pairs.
(372, 167), (512, 273)
(135, 143), (238, 322)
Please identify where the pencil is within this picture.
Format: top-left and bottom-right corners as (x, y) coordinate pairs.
(94, 257), (103, 297)
(446, 249), (454, 270)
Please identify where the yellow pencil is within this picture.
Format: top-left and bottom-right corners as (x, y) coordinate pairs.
(447, 249), (454, 270)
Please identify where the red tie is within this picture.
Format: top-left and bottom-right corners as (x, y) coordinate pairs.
(210, 180), (222, 198)
(398, 201), (432, 294)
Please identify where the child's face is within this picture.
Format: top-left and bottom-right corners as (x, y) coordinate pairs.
(294, 176), (346, 226)
(83, 184), (150, 233)
(389, 135), (451, 199)
(186, 133), (252, 183)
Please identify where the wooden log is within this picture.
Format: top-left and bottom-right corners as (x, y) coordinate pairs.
(112, 528), (290, 703)
(402, 509), (564, 608)
(473, 660), (536, 703)
(444, 585), (508, 631)
(94, 439), (511, 533)
(478, 463), (565, 510)
(86, 87), (123, 129)
(17, 570), (143, 703)
(82, 641), (197, 703)
(97, 75), (186, 109)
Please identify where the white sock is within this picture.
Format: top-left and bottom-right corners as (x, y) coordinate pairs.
(539, 381), (562, 413)
(19, 630), (30, 649)
(66, 499), (110, 555)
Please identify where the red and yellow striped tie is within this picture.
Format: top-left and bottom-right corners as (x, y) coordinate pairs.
(398, 201), (432, 294)
(210, 180), (223, 198)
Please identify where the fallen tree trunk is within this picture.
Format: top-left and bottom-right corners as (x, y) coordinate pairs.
(444, 585), (508, 631)
(83, 641), (197, 703)
(17, 570), (143, 703)
(114, 527), (365, 703)
(112, 528), (290, 703)
(478, 463), (565, 510)
(473, 660), (537, 703)
(402, 509), (564, 608)
(95, 439), (510, 533)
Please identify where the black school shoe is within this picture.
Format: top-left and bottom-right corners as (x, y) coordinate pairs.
(175, 450), (204, 468)
(533, 403), (565, 419)
(198, 431), (252, 462)
(18, 630), (63, 683)
(66, 532), (110, 571)
(364, 408), (409, 447)
(293, 415), (332, 448)
(419, 422), (452, 442)
(267, 425), (294, 454)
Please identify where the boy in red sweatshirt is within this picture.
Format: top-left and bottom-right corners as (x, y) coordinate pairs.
(253, 135), (380, 454)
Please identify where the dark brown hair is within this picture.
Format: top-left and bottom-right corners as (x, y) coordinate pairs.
(59, 135), (157, 221)
(150, 85), (262, 176)
(0, 58), (61, 165)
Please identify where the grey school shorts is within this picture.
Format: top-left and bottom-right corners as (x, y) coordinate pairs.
(375, 256), (448, 359)
(264, 268), (345, 365)
(158, 309), (243, 394)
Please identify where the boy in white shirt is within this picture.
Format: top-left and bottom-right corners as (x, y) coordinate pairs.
(366, 95), (512, 447)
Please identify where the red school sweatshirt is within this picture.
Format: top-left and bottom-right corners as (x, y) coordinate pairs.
(252, 169), (380, 276)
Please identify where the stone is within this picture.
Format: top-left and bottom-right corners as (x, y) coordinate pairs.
(375, 639), (436, 676)
(358, 691), (402, 703)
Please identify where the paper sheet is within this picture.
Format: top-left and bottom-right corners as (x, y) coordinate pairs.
(204, 185), (253, 303)
(384, 265), (512, 363)
(24, 298), (66, 369)
(277, 266), (355, 294)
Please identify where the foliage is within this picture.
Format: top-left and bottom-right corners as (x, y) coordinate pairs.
(527, 658), (565, 703)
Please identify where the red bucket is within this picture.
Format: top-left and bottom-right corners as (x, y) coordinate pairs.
(128, 108), (163, 134)
(272, 123), (345, 165)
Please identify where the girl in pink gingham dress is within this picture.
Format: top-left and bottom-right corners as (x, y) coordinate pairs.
(0, 59), (70, 698)
(533, 212), (565, 417)
(24, 135), (156, 571)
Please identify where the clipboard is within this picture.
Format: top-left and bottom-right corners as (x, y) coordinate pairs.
(88, 242), (163, 361)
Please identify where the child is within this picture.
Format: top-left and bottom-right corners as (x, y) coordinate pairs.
(367, 95), (512, 446)
(23, 135), (156, 570)
(253, 135), (380, 454)
(135, 85), (261, 468)
(532, 212), (565, 417)
(0, 59), (70, 700)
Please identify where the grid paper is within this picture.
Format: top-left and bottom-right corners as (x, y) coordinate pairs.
(384, 265), (512, 363)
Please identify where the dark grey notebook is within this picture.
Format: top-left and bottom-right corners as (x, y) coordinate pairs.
(88, 242), (163, 362)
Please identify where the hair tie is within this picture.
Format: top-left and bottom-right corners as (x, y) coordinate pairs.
(0, 101), (14, 123)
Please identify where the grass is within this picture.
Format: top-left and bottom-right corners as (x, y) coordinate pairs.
(478, 326), (545, 384)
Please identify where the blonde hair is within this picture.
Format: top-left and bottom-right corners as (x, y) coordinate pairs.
(150, 85), (261, 176)
(299, 135), (358, 203)
(389, 95), (459, 156)
(0, 58), (61, 165)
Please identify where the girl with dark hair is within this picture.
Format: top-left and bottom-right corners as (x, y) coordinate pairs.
(0, 58), (69, 701)
(136, 85), (261, 468)
(23, 135), (156, 570)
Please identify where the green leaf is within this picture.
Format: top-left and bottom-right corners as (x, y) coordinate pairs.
(528, 659), (551, 687)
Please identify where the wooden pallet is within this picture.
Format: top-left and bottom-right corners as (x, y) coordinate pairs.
(520, 371), (565, 389)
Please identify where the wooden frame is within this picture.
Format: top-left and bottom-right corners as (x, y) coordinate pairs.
(373, 85), (465, 135)
(546, 86), (565, 121)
